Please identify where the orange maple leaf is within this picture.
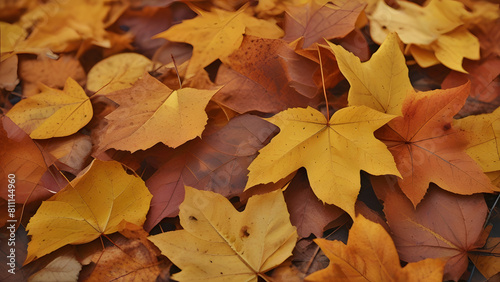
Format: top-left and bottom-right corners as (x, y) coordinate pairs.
(375, 82), (497, 206)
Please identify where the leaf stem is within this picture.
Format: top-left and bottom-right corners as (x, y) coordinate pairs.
(171, 54), (182, 89)
(317, 45), (329, 123)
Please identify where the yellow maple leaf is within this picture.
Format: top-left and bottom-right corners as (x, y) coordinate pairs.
(327, 32), (412, 116)
(96, 73), (219, 152)
(305, 214), (446, 281)
(366, 0), (479, 72)
(148, 186), (297, 281)
(154, 5), (284, 78)
(6, 77), (92, 139)
(454, 106), (500, 173)
(24, 160), (153, 264)
(245, 106), (400, 217)
(86, 52), (153, 95)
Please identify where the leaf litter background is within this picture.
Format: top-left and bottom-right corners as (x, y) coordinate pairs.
(1, 0), (500, 281)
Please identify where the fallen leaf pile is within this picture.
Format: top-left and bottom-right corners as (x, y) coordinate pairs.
(1, 0), (499, 281)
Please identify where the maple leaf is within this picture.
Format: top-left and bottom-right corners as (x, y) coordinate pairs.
(24, 160), (153, 264)
(367, 0), (480, 72)
(283, 0), (365, 48)
(148, 186), (298, 281)
(215, 36), (319, 114)
(6, 77), (92, 139)
(86, 52), (153, 95)
(95, 73), (219, 152)
(245, 106), (400, 217)
(305, 214), (446, 281)
(327, 32), (413, 115)
(454, 106), (500, 173)
(154, 5), (284, 78)
(375, 83), (497, 206)
(377, 180), (490, 281)
(144, 114), (278, 230)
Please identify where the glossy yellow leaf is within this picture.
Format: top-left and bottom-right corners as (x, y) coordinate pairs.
(454, 107), (500, 173)
(154, 5), (283, 78)
(148, 186), (297, 282)
(305, 215), (445, 282)
(86, 53), (152, 94)
(367, 0), (479, 72)
(327, 32), (412, 115)
(96, 73), (219, 152)
(6, 77), (92, 139)
(24, 160), (153, 264)
(245, 106), (400, 217)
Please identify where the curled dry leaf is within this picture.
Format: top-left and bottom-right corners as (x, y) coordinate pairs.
(148, 186), (297, 281)
(6, 77), (92, 139)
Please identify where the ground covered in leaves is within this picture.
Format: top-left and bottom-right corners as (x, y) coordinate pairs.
(1, 0), (500, 281)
